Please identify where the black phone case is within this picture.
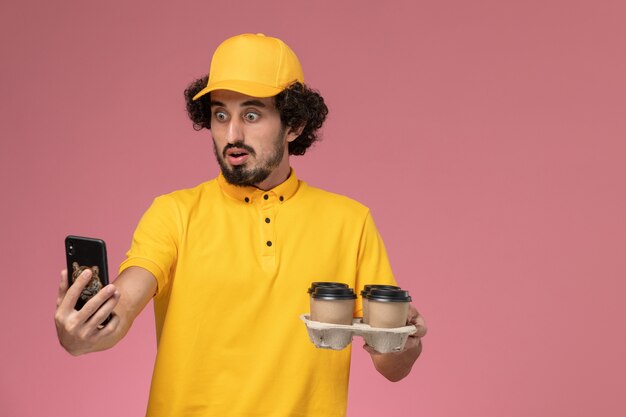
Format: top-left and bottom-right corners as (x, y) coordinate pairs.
(65, 235), (110, 311)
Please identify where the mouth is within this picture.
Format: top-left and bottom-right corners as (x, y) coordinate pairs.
(225, 147), (251, 166)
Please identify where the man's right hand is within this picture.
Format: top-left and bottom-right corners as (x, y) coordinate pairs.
(54, 268), (121, 355)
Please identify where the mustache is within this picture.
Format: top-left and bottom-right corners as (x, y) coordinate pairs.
(223, 142), (256, 158)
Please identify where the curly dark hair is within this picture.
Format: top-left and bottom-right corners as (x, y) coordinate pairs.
(184, 77), (328, 155)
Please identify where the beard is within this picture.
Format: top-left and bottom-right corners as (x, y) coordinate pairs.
(213, 130), (286, 187)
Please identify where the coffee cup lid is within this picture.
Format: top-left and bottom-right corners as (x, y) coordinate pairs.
(312, 286), (357, 300)
(307, 281), (349, 294)
(367, 288), (412, 302)
(360, 284), (400, 297)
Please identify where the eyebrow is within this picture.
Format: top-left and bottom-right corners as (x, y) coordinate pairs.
(210, 99), (267, 108)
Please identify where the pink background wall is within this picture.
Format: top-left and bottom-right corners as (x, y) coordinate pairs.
(1, 0), (625, 416)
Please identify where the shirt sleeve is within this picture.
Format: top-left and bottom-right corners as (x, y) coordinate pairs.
(353, 210), (397, 316)
(119, 194), (181, 295)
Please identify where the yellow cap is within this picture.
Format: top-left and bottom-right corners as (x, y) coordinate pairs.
(192, 33), (305, 100)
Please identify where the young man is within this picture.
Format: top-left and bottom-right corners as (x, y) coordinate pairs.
(55, 33), (427, 417)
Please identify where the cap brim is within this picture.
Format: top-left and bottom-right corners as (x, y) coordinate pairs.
(192, 80), (284, 101)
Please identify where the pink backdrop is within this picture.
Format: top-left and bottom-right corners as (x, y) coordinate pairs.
(1, 0), (625, 416)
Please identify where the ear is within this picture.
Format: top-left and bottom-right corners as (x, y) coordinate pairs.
(72, 262), (79, 272)
(92, 266), (99, 275)
(285, 123), (306, 143)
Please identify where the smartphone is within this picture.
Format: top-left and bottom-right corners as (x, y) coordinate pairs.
(65, 235), (110, 312)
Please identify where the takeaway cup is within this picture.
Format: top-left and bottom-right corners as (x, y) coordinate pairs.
(367, 289), (412, 328)
(360, 285), (400, 324)
(307, 282), (349, 296)
(308, 282), (349, 315)
(310, 286), (357, 325)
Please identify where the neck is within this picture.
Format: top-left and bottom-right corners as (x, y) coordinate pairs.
(253, 146), (291, 190)
(254, 161), (291, 190)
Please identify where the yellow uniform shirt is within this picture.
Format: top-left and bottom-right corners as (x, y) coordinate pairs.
(120, 170), (396, 417)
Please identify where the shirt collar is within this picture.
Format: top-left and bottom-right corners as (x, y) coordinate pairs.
(217, 169), (300, 204)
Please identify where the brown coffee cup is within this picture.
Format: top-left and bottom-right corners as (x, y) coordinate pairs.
(308, 282), (349, 296)
(310, 286), (357, 325)
(360, 285), (400, 324)
(367, 289), (412, 328)
(308, 282), (349, 317)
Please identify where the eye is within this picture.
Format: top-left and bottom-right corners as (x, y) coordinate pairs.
(214, 111), (228, 122)
(244, 112), (260, 122)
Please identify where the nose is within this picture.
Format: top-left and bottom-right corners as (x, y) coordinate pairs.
(225, 118), (244, 144)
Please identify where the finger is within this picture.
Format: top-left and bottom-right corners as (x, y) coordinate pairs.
(403, 334), (422, 350)
(362, 343), (381, 355)
(410, 313), (426, 327)
(85, 288), (120, 329)
(410, 324), (428, 338)
(406, 304), (419, 323)
(93, 313), (121, 339)
(56, 269), (69, 308)
(407, 306), (427, 328)
(58, 269), (93, 314)
(75, 284), (118, 323)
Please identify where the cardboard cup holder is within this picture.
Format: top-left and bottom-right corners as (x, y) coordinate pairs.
(300, 314), (416, 353)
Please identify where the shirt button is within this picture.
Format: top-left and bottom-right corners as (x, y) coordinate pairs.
(279, 196), (284, 202)
(266, 241), (272, 247)
(244, 197), (250, 203)
(263, 194), (269, 200)
(265, 218), (271, 223)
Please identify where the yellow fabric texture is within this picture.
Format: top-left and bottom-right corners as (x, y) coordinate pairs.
(120, 170), (396, 417)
